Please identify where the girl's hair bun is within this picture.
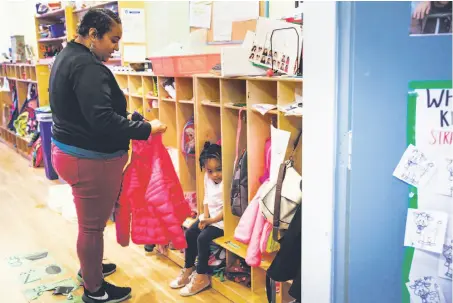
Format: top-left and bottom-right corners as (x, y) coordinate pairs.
(203, 141), (211, 150)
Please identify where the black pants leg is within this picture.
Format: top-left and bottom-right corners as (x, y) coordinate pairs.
(184, 220), (201, 269)
(196, 226), (224, 274)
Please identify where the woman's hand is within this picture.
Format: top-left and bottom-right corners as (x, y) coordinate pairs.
(149, 119), (167, 135)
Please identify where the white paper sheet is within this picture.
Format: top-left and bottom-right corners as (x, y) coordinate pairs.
(270, 125), (291, 182)
(123, 45), (147, 63)
(212, 1), (259, 42)
(393, 144), (437, 188)
(406, 276), (446, 303)
(190, 1), (212, 29)
(221, 31), (266, 77)
(252, 104), (277, 115)
(404, 208), (449, 254)
(410, 249), (452, 303)
(433, 158), (453, 197)
(438, 238), (453, 280)
(121, 8), (146, 43)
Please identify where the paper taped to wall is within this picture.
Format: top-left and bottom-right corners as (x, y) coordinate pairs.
(438, 238), (452, 280)
(393, 144), (437, 188)
(433, 158), (453, 197)
(406, 276), (446, 303)
(190, 1), (212, 29)
(404, 208), (448, 254)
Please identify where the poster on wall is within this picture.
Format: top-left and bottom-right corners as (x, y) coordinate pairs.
(120, 8), (146, 43)
(410, 1), (452, 35)
(401, 81), (453, 303)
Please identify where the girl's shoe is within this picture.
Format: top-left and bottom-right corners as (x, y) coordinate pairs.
(170, 267), (195, 289)
(179, 273), (211, 297)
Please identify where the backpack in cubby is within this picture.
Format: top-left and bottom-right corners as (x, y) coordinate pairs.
(181, 116), (195, 157)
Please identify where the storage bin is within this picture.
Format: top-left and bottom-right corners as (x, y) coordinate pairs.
(49, 23), (65, 38)
(36, 106), (58, 180)
(148, 54), (220, 77)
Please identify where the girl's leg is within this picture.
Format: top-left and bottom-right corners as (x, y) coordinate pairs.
(51, 145), (127, 293)
(184, 220), (201, 268)
(196, 226), (224, 274)
(170, 220), (201, 289)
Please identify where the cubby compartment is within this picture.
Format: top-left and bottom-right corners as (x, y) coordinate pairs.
(220, 108), (247, 238)
(221, 79), (247, 109)
(144, 100), (159, 121)
(278, 115), (302, 174)
(177, 103), (197, 192)
(159, 101), (177, 148)
(143, 76), (158, 99)
(247, 80), (277, 106)
(247, 110), (274, 200)
(128, 75), (143, 97)
(129, 96), (143, 115)
(210, 251), (265, 303)
(197, 77), (220, 106)
(114, 74), (129, 92)
(176, 77), (194, 103)
(158, 77), (176, 101)
(195, 103), (221, 208)
(29, 66), (37, 81)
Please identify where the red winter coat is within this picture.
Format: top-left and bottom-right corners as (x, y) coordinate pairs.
(115, 134), (190, 250)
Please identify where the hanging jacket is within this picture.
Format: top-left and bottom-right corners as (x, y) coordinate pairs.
(234, 185), (272, 267)
(115, 134), (191, 250)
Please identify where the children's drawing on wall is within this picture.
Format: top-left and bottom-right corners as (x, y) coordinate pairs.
(393, 144), (437, 188)
(433, 158), (453, 197)
(438, 238), (453, 280)
(406, 276), (446, 303)
(404, 209), (448, 254)
(410, 1), (452, 35)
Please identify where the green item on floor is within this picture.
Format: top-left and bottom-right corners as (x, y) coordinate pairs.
(22, 278), (79, 301)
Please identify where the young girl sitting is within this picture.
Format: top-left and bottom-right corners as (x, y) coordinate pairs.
(170, 141), (224, 297)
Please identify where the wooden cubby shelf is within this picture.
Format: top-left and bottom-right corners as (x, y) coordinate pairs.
(0, 64), (42, 159)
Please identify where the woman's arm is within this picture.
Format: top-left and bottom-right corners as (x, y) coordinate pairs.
(72, 63), (151, 140)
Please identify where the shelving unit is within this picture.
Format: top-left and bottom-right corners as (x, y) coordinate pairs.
(0, 63), (40, 158)
(192, 74), (302, 303)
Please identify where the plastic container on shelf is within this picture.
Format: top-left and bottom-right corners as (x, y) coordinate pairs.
(36, 106), (58, 180)
(148, 53), (220, 77)
(49, 23), (66, 38)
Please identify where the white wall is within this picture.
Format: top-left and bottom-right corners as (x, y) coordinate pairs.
(0, 0), (37, 57)
(301, 1), (337, 303)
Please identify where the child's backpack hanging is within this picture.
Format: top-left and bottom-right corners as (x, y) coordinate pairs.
(259, 137), (271, 184)
(181, 116), (195, 158)
(7, 82), (19, 132)
(231, 109), (248, 217)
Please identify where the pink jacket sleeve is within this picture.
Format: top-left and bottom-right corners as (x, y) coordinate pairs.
(234, 194), (260, 244)
(260, 221), (273, 253)
(245, 210), (267, 267)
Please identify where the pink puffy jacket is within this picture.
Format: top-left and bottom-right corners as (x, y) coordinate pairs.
(115, 134), (191, 250)
(234, 185), (272, 267)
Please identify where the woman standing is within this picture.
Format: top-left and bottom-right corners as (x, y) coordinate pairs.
(50, 8), (166, 303)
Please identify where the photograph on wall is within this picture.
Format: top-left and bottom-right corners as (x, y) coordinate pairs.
(410, 1), (452, 35)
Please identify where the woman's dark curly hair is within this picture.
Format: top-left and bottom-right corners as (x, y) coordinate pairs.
(199, 141), (221, 171)
(77, 8), (121, 39)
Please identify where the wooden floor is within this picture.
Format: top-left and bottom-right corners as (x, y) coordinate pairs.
(0, 142), (231, 303)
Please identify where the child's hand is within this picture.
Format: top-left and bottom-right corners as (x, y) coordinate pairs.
(200, 218), (213, 227)
(198, 221), (206, 230)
